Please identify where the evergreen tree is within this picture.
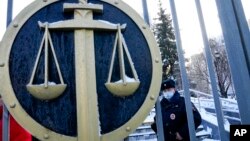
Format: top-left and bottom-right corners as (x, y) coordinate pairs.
(153, 0), (178, 80)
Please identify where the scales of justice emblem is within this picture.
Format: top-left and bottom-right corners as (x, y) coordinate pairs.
(0, 0), (161, 140)
(26, 0), (140, 140)
(26, 2), (140, 99)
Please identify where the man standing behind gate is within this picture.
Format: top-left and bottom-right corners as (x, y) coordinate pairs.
(151, 79), (202, 140)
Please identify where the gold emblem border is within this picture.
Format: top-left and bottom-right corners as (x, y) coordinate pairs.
(0, 0), (162, 141)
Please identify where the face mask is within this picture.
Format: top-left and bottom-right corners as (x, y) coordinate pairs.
(163, 91), (174, 100)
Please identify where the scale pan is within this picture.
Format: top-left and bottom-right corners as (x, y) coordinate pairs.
(105, 81), (140, 97)
(26, 84), (67, 100)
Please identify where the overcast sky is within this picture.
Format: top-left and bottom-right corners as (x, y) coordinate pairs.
(0, 0), (249, 57)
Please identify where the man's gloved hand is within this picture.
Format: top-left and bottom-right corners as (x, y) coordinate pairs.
(176, 132), (183, 140)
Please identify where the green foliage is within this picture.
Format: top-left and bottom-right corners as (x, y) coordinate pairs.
(153, 0), (178, 79)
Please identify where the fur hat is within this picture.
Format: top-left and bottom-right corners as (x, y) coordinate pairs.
(161, 79), (175, 90)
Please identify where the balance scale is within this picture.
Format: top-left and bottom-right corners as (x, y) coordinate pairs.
(25, 1), (140, 140)
(26, 1), (140, 100)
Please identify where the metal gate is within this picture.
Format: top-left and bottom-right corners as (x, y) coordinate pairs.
(141, 0), (250, 141)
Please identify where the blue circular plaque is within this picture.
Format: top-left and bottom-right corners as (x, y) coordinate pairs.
(0, 0), (161, 140)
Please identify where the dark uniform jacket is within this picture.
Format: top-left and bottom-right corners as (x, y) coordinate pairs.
(151, 91), (202, 141)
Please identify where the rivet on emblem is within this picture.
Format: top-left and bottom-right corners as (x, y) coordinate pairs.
(13, 23), (18, 28)
(43, 134), (49, 139)
(126, 127), (131, 132)
(0, 63), (4, 67)
(155, 58), (159, 63)
(10, 103), (16, 108)
(150, 95), (155, 100)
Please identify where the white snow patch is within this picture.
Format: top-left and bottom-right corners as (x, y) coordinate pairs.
(144, 113), (155, 123)
(39, 81), (56, 85)
(98, 20), (118, 27)
(200, 108), (230, 132)
(202, 139), (220, 141)
(98, 20), (127, 28)
(115, 75), (138, 83)
(196, 129), (211, 136)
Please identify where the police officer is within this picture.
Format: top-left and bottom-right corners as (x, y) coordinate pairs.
(151, 79), (202, 141)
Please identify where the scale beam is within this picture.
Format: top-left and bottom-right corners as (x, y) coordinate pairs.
(38, 21), (126, 31)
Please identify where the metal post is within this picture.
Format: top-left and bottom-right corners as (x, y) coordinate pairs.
(231, 0), (250, 74)
(198, 96), (201, 111)
(3, 0), (13, 140)
(141, 1), (164, 140)
(155, 96), (165, 141)
(215, 0), (250, 124)
(168, 0), (196, 140)
(6, 0), (13, 26)
(194, 0), (228, 140)
(142, 0), (150, 25)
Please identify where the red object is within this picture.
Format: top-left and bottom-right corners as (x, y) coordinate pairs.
(0, 106), (32, 141)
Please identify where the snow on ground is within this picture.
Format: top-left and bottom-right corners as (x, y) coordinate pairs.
(196, 129), (212, 137)
(200, 108), (230, 132)
(201, 139), (220, 141)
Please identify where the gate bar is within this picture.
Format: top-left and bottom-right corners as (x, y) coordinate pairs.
(155, 97), (165, 141)
(215, 0), (250, 124)
(168, 0), (196, 140)
(194, 0), (228, 140)
(142, 0), (150, 25)
(142, 1), (165, 140)
(231, 0), (250, 74)
(3, 0), (13, 141)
